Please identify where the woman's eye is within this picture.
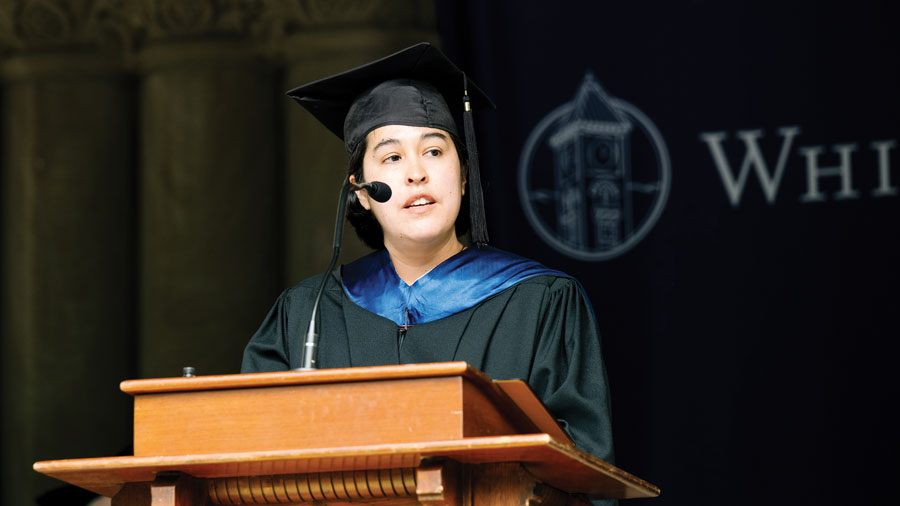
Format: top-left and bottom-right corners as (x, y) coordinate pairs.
(425, 149), (442, 157)
(383, 154), (401, 163)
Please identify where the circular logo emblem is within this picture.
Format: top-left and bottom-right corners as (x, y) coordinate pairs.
(517, 72), (671, 261)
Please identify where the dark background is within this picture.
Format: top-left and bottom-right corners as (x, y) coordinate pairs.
(438, 1), (899, 504)
(2, 1), (897, 504)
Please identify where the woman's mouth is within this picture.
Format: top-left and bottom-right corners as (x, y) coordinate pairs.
(404, 196), (435, 208)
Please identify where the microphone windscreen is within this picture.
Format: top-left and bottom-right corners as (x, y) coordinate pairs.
(366, 182), (392, 203)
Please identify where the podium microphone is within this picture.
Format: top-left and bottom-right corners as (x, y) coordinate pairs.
(355, 181), (392, 203)
(298, 179), (392, 370)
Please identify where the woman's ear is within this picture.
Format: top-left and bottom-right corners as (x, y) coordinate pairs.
(349, 175), (371, 210)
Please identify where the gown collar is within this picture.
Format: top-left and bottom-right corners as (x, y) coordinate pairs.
(341, 246), (566, 326)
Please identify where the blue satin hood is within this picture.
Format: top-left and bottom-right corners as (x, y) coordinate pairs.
(341, 246), (568, 326)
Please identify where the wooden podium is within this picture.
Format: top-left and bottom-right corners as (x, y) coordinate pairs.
(34, 362), (659, 505)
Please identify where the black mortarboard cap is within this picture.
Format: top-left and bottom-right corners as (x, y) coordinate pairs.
(285, 42), (495, 245)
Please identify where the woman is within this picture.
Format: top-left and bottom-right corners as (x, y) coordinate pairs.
(241, 43), (615, 474)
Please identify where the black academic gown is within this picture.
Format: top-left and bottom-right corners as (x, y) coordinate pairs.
(242, 268), (616, 502)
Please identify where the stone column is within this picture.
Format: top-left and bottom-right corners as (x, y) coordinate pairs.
(136, 2), (280, 378)
(275, 0), (440, 284)
(0, 3), (138, 504)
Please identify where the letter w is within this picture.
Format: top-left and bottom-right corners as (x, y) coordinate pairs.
(699, 127), (800, 206)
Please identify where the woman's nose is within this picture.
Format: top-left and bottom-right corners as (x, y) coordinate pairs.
(406, 159), (427, 184)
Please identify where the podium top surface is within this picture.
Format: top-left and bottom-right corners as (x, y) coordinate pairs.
(121, 361), (485, 395)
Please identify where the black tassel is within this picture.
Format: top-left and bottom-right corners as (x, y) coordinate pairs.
(463, 74), (489, 246)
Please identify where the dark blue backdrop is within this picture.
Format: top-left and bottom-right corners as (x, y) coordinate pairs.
(438, 1), (900, 504)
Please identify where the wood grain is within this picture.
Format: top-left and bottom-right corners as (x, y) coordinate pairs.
(129, 363), (573, 458)
(133, 377), (467, 456)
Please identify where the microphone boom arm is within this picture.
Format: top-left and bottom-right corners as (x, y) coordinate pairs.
(298, 180), (353, 370)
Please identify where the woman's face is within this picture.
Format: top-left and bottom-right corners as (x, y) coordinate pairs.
(356, 124), (465, 250)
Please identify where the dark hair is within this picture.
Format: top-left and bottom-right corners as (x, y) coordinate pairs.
(346, 131), (470, 250)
